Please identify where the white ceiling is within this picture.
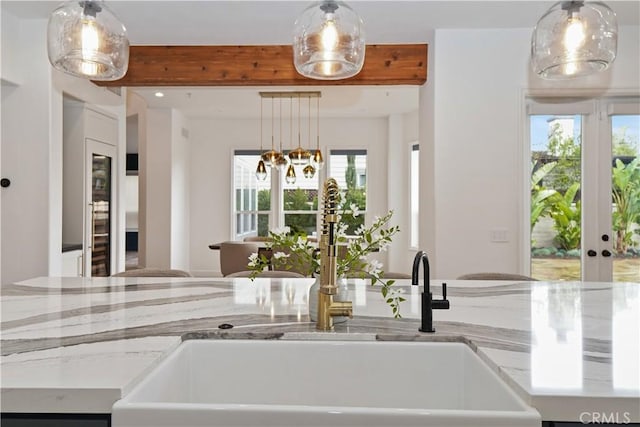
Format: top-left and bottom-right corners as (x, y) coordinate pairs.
(131, 86), (420, 118)
(5, 0), (639, 118)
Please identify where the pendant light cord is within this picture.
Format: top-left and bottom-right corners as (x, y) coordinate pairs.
(279, 97), (283, 153)
(260, 97), (263, 152)
(298, 95), (302, 148)
(271, 97), (275, 151)
(308, 96), (312, 150)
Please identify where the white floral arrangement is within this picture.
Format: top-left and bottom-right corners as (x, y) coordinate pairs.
(247, 208), (405, 317)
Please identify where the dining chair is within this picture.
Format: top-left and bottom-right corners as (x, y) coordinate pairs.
(456, 272), (537, 281)
(225, 270), (305, 278)
(220, 241), (259, 276)
(112, 268), (193, 277)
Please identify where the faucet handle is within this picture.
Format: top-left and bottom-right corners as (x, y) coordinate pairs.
(432, 282), (450, 310)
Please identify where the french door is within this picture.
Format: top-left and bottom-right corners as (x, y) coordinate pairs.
(85, 139), (117, 277)
(527, 97), (640, 282)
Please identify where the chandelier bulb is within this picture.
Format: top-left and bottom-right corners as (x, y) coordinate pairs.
(303, 164), (316, 179)
(255, 160), (268, 181)
(285, 164), (297, 184)
(312, 146), (324, 170)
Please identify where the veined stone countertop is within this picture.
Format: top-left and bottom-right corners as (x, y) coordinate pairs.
(1, 277), (638, 422)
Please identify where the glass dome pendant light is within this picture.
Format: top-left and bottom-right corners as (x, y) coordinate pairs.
(303, 98), (317, 179)
(531, 1), (618, 79)
(255, 97), (268, 181)
(47, 0), (129, 80)
(289, 96), (312, 166)
(293, 0), (365, 80)
(311, 96), (324, 170)
(261, 97), (283, 168)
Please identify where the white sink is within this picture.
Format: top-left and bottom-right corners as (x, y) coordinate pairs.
(112, 339), (540, 427)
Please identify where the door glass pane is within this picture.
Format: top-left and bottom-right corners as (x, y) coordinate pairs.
(91, 154), (111, 276)
(611, 115), (640, 282)
(530, 115), (582, 280)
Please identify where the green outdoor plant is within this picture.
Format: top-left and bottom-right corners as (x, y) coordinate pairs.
(531, 161), (558, 233)
(549, 182), (582, 251)
(283, 188), (319, 235)
(341, 154), (366, 235)
(257, 189), (270, 236)
(612, 158), (640, 254)
(247, 210), (404, 317)
(544, 123), (581, 193)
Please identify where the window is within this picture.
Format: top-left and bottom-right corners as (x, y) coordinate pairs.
(283, 160), (319, 236)
(233, 151), (271, 239)
(233, 150), (319, 240)
(329, 149), (367, 235)
(233, 149), (373, 240)
(410, 143), (419, 248)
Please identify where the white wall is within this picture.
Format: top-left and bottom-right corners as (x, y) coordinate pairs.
(1, 18), (52, 284)
(170, 110), (190, 270)
(143, 108), (191, 270)
(431, 26), (640, 279)
(127, 91), (148, 266)
(188, 116), (392, 276)
(145, 109), (173, 268)
(1, 9), (21, 85)
(387, 113), (420, 275)
(0, 14), (125, 284)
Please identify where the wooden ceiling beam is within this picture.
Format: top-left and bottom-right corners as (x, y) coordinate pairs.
(96, 44), (427, 87)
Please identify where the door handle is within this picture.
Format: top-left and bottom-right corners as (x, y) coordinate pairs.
(88, 202), (94, 249)
(601, 249), (612, 257)
(587, 249), (597, 257)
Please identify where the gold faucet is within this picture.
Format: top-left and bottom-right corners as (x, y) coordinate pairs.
(316, 178), (353, 331)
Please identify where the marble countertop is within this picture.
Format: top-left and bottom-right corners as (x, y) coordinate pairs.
(1, 277), (638, 422)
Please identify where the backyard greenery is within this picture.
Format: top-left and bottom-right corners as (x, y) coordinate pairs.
(532, 124), (640, 257)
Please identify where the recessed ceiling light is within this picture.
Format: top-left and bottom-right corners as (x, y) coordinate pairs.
(154, 91), (164, 98)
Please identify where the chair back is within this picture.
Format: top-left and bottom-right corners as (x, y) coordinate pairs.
(271, 244), (315, 277)
(112, 268), (192, 277)
(220, 241), (259, 276)
(243, 236), (269, 243)
(225, 270), (305, 278)
(456, 272), (537, 281)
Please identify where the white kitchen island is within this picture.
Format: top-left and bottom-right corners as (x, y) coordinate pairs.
(1, 277), (638, 425)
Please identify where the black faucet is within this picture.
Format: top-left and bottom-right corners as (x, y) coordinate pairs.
(412, 251), (450, 332)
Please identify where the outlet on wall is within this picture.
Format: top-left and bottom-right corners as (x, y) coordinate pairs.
(490, 228), (509, 243)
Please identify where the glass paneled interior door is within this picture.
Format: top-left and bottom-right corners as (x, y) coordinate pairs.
(85, 139), (117, 277)
(527, 97), (640, 282)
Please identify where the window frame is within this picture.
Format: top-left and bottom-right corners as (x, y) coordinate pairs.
(232, 150), (273, 240)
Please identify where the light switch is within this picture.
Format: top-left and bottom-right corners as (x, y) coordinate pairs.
(490, 228), (509, 243)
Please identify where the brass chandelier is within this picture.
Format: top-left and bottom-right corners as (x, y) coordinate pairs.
(256, 91), (324, 184)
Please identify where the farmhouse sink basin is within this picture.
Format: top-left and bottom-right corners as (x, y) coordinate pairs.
(112, 339), (540, 427)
